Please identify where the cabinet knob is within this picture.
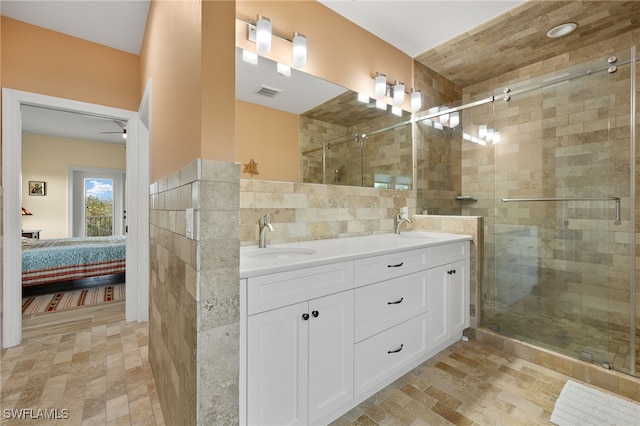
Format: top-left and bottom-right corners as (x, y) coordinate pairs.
(302, 313), (310, 321)
(312, 310), (319, 318)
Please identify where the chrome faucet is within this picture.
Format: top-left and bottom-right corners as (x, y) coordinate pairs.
(258, 214), (275, 248)
(395, 214), (412, 234)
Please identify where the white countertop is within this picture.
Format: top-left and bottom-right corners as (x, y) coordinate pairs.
(240, 231), (471, 278)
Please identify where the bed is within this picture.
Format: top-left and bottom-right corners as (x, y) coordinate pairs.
(22, 235), (126, 288)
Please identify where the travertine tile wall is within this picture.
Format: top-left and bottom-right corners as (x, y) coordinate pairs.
(239, 179), (416, 245)
(459, 31), (638, 374)
(149, 159), (239, 425)
(413, 61), (464, 215)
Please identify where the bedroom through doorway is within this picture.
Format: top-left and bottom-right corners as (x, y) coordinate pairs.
(3, 88), (150, 348)
(20, 110), (129, 332)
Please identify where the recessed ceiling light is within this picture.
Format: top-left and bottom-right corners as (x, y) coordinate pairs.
(546, 22), (577, 38)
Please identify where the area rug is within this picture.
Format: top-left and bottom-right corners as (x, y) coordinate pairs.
(550, 380), (640, 426)
(22, 284), (125, 315)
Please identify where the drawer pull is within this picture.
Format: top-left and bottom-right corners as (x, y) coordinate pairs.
(387, 262), (404, 268)
(302, 313), (310, 321)
(387, 344), (404, 354)
(387, 297), (404, 305)
(312, 310), (319, 318)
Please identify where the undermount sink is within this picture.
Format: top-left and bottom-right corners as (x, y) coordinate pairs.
(244, 247), (317, 259)
(398, 231), (439, 239)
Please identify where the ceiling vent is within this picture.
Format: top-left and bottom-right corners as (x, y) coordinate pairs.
(255, 85), (281, 97)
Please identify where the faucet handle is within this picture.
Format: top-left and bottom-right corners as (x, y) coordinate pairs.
(260, 214), (269, 225)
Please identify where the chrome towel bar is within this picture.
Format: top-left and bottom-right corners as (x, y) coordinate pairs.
(500, 196), (621, 224)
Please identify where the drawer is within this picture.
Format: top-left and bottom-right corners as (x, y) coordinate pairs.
(428, 241), (468, 268)
(354, 313), (428, 397)
(247, 261), (353, 315)
(354, 248), (428, 286)
(354, 271), (428, 342)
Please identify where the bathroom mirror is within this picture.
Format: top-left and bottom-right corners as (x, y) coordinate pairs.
(236, 48), (413, 189)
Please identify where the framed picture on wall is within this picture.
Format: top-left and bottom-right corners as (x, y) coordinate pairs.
(28, 181), (46, 196)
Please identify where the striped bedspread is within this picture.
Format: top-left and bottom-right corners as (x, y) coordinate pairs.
(22, 236), (126, 287)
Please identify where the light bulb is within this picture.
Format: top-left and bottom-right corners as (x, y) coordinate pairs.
(292, 32), (307, 68)
(439, 106), (449, 124)
(449, 112), (460, 128)
(374, 73), (387, 99)
(410, 90), (421, 112)
(479, 124), (487, 139)
(255, 16), (272, 55)
(393, 81), (405, 105)
(486, 128), (495, 142)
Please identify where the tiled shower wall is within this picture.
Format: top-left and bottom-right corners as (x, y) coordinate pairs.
(413, 61), (464, 215)
(300, 112), (412, 189)
(149, 159), (240, 425)
(459, 30), (639, 374)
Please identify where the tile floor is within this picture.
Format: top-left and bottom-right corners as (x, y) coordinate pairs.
(2, 302), (163, 425)
(4, 304), (638, 426)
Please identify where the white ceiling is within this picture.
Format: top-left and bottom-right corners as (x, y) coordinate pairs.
(1, 0), (524, 143)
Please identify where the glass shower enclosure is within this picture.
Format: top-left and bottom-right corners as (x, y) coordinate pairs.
(464, 48), (637, 375)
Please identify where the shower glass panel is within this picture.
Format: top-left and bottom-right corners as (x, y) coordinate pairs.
(478, 48), (635, 375)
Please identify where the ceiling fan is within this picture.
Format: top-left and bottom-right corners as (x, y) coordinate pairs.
(100, 119), (128, 139)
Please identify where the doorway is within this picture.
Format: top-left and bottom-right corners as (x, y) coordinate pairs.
(2, 88), (150, 348)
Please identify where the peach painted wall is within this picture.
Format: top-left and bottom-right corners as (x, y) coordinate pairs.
(141, 0), (237, 182)
(139, 0), (202, 182)
(235, 100), (298, 181)
(201, 1), (236, 163)
(1, 17), (140, 111)
(235, 1), (413, 104)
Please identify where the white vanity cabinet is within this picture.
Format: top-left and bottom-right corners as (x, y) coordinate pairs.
(427, 242), (469, 349)
(244, 262), (354, 426)
(241, 234), (471, 426)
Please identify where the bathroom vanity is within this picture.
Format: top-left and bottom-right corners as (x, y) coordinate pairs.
(239, 232), (471, 425)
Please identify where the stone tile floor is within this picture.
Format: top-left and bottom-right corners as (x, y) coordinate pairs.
(4, 306), (633, 426)
(333, 339), (570, 425)
(1, 308), (164, 425)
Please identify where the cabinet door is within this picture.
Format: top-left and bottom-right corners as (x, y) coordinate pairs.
(308, 291), (354, 424)
(427, 264), (449, 349)
(247, 302), (309, 426)
(448, 259), (468, 336)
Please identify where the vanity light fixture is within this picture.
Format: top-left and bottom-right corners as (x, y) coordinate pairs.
(292, 32), (307, 68)
(373, 72), (422, 112)
(255, 16), (272, 55)
(242, 16), (307, 68)
(392, 81), (405, 105)
(410, 90), (422, 113)
(374, 73), (387, 99)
